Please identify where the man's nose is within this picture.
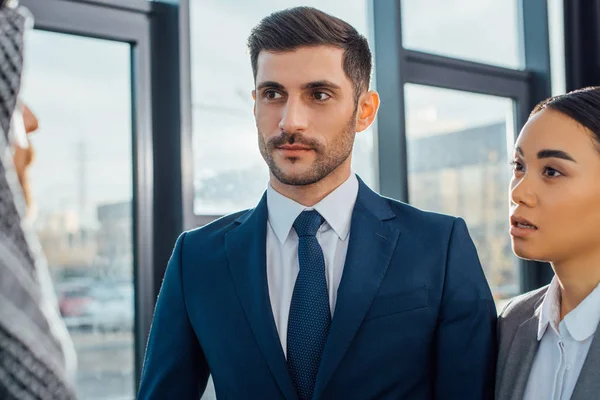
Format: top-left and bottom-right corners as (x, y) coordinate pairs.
(279, 97), (308, 133)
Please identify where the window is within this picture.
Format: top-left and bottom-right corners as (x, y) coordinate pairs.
(401, 0), (522, 69)
(404, 84), (519, 302)
(190, 0), (378, 215)
(21, 31), (135, 400)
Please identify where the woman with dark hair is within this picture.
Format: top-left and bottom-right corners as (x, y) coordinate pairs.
(496, 86), (600, 400)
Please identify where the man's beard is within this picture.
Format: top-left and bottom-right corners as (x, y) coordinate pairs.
(258, 110), (357, 186)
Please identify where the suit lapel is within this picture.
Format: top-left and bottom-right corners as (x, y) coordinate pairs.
(225, 194), (298, 400)
(312, 179), (399, 400)
(571, 322), (600, 399)
(498, 313), (540, 400)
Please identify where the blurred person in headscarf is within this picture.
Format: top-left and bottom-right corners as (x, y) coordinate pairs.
(0, 0), (77, 398)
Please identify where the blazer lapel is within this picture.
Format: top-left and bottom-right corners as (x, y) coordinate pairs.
(498, 311), (541, 400)
(225, 194), (298, 400)
(312, 179), (400, 400)
(571, 322), (600, 399)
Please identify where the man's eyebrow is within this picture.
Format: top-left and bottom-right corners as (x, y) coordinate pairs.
(256, 81), (285, 91)
(301, 80), (341, 90)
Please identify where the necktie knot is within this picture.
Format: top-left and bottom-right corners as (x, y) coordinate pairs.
(293, 210), (324, 237)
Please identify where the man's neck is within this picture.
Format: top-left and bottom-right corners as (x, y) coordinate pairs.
(269, 167), (352, 207)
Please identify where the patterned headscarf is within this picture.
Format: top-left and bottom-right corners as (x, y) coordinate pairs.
(0, 4), (77, 399)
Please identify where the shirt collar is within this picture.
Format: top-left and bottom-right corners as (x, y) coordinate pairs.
(537, 276), (600, 342)
(266, 173), (359, 244)
(537, 277), (561, 340)
(563, 280), (600, 341)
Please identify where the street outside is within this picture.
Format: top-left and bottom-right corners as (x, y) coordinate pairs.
(70, 330), (216, 400)
(71, 330), (134, 400)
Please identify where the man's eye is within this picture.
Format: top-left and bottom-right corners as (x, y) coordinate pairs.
(312, 92), (331, 101)
(264, 90), (282, 100)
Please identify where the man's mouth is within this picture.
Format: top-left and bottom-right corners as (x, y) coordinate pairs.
(277, 144), (312, 151)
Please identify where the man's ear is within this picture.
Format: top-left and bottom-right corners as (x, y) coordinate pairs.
(355, 90), (380, 132)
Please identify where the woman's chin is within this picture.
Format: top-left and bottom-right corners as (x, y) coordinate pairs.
(511, 240), (546, 262)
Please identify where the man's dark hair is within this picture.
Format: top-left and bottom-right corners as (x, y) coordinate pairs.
(247, 7), (372, 100)
(531, 86), (600, 152)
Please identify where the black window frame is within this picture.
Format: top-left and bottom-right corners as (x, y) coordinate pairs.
(372, 0), (554, 293)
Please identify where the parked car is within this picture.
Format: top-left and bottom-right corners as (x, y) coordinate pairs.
(86, 284), (134, 333)
(60, 287), (88, 315)
(58, 281), (134, 332)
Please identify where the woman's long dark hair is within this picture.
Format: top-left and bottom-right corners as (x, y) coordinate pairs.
(531, 86), (600, 151)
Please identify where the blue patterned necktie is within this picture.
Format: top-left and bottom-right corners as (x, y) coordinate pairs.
(287, 210), (331, 400)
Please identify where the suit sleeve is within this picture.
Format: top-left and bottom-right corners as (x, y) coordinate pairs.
(434, 217), (498, 399)
(138, 232), (210, 399)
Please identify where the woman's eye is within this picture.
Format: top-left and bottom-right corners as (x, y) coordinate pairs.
(543, 167), (562, 178)
(510, 160), (524, 172)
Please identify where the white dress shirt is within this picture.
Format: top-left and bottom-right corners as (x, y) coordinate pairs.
(266, 173), (359, 356)
(523, 277), (600, 400)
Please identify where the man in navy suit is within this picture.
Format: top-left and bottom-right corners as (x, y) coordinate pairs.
(138, 7), (497, 399)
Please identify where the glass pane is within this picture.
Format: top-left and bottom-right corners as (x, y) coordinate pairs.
(20, 31), (135, 399)
(404, 84), (519, 305)
(548, 0), (566, 95)
(191, 1), (378, 215)
(401, 0), (522, 69)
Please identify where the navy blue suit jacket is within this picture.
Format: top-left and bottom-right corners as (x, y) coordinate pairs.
(138, 177), (497, 399)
